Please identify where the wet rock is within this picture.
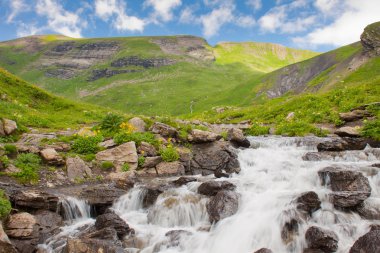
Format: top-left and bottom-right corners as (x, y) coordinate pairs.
(156, 161), (185, 176)
(128, 117), (146, 133)
(95, 212), (130, 239)
(84, 227), (118, 241)
(138, 142), (157, 157)
(142, 187), (163, 208)
(66, 157), (92, 182)
(150, 122), (178, 138)
(227, 128), (250, 148)
(296, 191), (321, 215)
(1, 119), (17, 136)
(281, 217), (299, 245)
(305, 226), (338, 253)
(64, 238), (125, 253)
(356, 199), (380, 220)
(172, 177), (197, 186)
(12, 190), (59, 212)
(0, 223), (18, 253)
(142, 156), (162, 168)
(40, 148), (64, 165)
(331, 192), (372, 209)
(96, 141), (138, 170)
(317, 138), (380, 152)
(207, 190), (239, 223)
(34, 210), (63, 242)
(349, 228), (380, 253)
(198, 181), (236, 196)
(188, 129), (221, 143)
(254, 248), (273, 253)
(79, 185), (127, 215)
(164, 230), (192, 247)
(191, 141), (240, 175)
(339, 110), (372, 122)
(334, 127), (360, 138)
(303, 249), (325, 253)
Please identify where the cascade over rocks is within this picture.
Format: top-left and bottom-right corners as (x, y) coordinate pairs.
(197, 180), (236, 196)
(172, 176), (197, 186)
(142, 187), (164, 208)
(95, 212), (130, 239)
(317, 137), (380, 152)
(305, 226), (338, 253)
(227, 128), (250, 148)
(349, 228), (380, 253)
(295, 191), (321, 215)
(206, 190), (239, 223)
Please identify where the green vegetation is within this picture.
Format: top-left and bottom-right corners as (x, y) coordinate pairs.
(72, 135), (103, 154)
(100, 113), (125, 133)
(245, 124), (270, 136)
(0, 190), (11, 220)
(138, 156), (146, 167)
(101, 161), (114, 170)
(83, 153), (96, 162)
(0, 155), (10, 168)
(114, 132), (159, 147)
(122, 163), (130, 172)
(160, 145), (180, 162)
(4, 144), (17, 156)
(13, 153), (41, 184)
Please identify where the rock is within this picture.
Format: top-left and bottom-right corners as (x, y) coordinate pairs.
(142, 187), (163, 208)
(66, 157), (92, 182)
(99, 139), (117, 149)
(84, 227), (118, 241)
(0, 223), (18, 253)
(5, 212), (37, 238)
(79, 185), (127, 215)
(12, 190), (59, 212)
(191, 141), (240, 175)
(128, 117), (146, 132)
(305, 226), (338, 253)
(40, 148), (64, 165)
(339, 110), (372, 122)
(15, 144), (40, 154)
(281, 218), (299, 245)
(34, 210), (63, 242)
(356, 199), (380, 220)
(150, 122), (178, 138)
(96, 141), (138, 170)
(156, 161), (185, 176)
(254, 248), (273, 253)
(349, 228), (380, 253)
(2, 119), (17, 135)
(206, 190), (239, 223)
(296, 191), (321, 215)
(361, 21), (380, 56)
(138, 142), (157, 157)
(334, 127), (360, 138)
(227, 128), (250, 148)
(64, 238), (125, 253)
(172, 177), (197, 186)
(303, 249), (325, 253)
(176, 146), (192, 162)
(95, 212), (130, 239)
(142, 156), (162, 168)
(198, 181), (236, 196)
(286, 112), (295, 121)
(106, 172), (135, 190)
(152, 230), (192, 252)
(317, 138), (380, 152)
(318, 167), (371, 208)
(188, 129), (221, 143)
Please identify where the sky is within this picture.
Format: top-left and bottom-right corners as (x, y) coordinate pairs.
(0, 0), (379, 52)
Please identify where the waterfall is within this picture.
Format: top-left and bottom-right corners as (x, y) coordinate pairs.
(59, 196), (91, 222)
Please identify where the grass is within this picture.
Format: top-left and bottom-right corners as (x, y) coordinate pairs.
(13, 153), (41, 184)
(0, 190), (11, 220)
(160, 145), (180, 162)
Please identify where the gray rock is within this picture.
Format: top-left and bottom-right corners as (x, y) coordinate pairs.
(349, 228), (380, 253)
(138, 142), (157, 157)
(96, 141), (138, 170)
(334, 127), (360, 138)
(305, 226), (338, 253)
(198, 181), (236, 196)
(296, 191), (321, 215)
(339, 110), (372, 122)
(156, 161), (185, 176)
(40, 148), (64, 165)
(2, 119), (17, 135)
(150, 122), (178, 138)
(227, 128), (250, 148)
(361, 22), (380, 56)
(207, 190), (239, 223)
(12, 190), (59, 212)
(66, 157), (92, 182)
(64, 238), (125, 253)
(142, 156), (162, 168)
(172, 177), (197, 186)
(254, 248), (273, 253)
(95, 212), (130, 239)
(188, 129), (221, 143)
(0, 223), (17, 253)
(128, 117), (146, 132)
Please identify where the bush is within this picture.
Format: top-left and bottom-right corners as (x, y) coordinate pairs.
(122, 163), (130, 172)
(114, 132), (158, 147)
(72, 135), (103, 154)
(245, 123), (270, 136)
(362, 119), (380, 141)
(0, 190), (11, 220)
(101, 161), (114, 170)
(0, 155), (10, 169)
(4, 144), (17, 155)
(160, 145), (179, 162)
(100, 113), (124, 133)
(138, 156), (145, 167)
(83, 154), (96, 162)
(13, 153), (41, 184)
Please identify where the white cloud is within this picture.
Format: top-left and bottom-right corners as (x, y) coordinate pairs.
(35, 0), (84, 38)
(314, 0), (340, 14)
(94, 0), (145, 32)
(294, 0), (380, 47)
(246, 0), (262, 11)
(236, 15), (256, 28)
(144, 0), (182, 23)
(200, 6), (234, 37)
(16, 22), (43, 37)
(7, 0), (29, 23)
(179, 6), (197, 24)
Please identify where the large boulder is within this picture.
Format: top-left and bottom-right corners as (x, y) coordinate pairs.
(190, 141), (240, 176)
(356, 199), (380, 220)
(0, 223), (17, 253)
(128, 117), (146, 132)
(317, 138), (380, 152)
(339, 110), (372, 122)
(227, 128), (250, 148)
(66, 157), (92, 182)
(188, 129), (221, 143)
(142, 187), (164, 208)
(295, 191), (321, 215)
(150, 122), (178, 138)
(206, 190), (239, 223)
(12, 190), (59, 212)
(142, 156), (162, 168)
(349, 228), (380, 253)
(361, 21), (380, 56)
(95, 212), (130, 239)
(305, 226), (338, 253)
(197, 180), (236, 196)
(318, 167), (371, 208)
(96, 141), (138, 170)
(172, 177), (197, 186)
(5, 212), (37, 238)
(156, 161), (185, 176)
(40, 148), (64, 165)
(64, 238), (125, 253)
(153, 230), (192, 251)
(334, 127), (360, 138)
(1, 119), (17, 136)
(137, 141), (157, 157)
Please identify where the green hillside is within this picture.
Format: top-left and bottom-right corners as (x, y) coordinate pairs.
(0, 35), (316, 116)
(0, 67), (105, 130)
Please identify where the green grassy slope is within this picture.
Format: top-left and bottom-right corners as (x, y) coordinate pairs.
(0, 67), (106, 129)
(0, 35), (317, 116)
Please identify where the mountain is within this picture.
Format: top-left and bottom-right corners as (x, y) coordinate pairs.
(0, 35), (316, 116)
(0, 67), (105, 129)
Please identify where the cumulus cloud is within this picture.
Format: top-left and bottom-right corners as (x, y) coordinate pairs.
(144, 0), (182, 23)
(179, 6), (197, 24)
(246, 0), (262, 11)
(16, 22), (43, 37)
(236, 15), (256, 28)
(7, 0), (29, 23)
(294, 0), (380, 47)
(200, 6), (234, 37)
(314, 0), (340, 14)
(94, 0), (145, 32)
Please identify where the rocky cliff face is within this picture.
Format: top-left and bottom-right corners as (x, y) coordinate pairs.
(361, 21), (380, 56)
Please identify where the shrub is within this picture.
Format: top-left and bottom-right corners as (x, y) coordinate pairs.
(0, 155), (10, 169)
(83, 154), (96, 162)
(0, 190), (11, 220)
(13, 153), (41, 184)
(122, 163), (130, 172)
(362, 119), (380, 141)
(114, 132), (158, 147)
(220, 131), (228, 140)
(138, 156), (145, 167)
(245, 124), (270, 136)
(100, 113), (124, 133)
(101, 161), (114, 170)
(160, 145), (179, 162)
(4, 144), (17, 155)
(72, 135), (103, 154)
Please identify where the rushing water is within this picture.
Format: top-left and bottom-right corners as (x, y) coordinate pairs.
(41, 136), (380, 253)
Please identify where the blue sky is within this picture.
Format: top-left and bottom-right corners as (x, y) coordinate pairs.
(0, 0), (379, 52)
